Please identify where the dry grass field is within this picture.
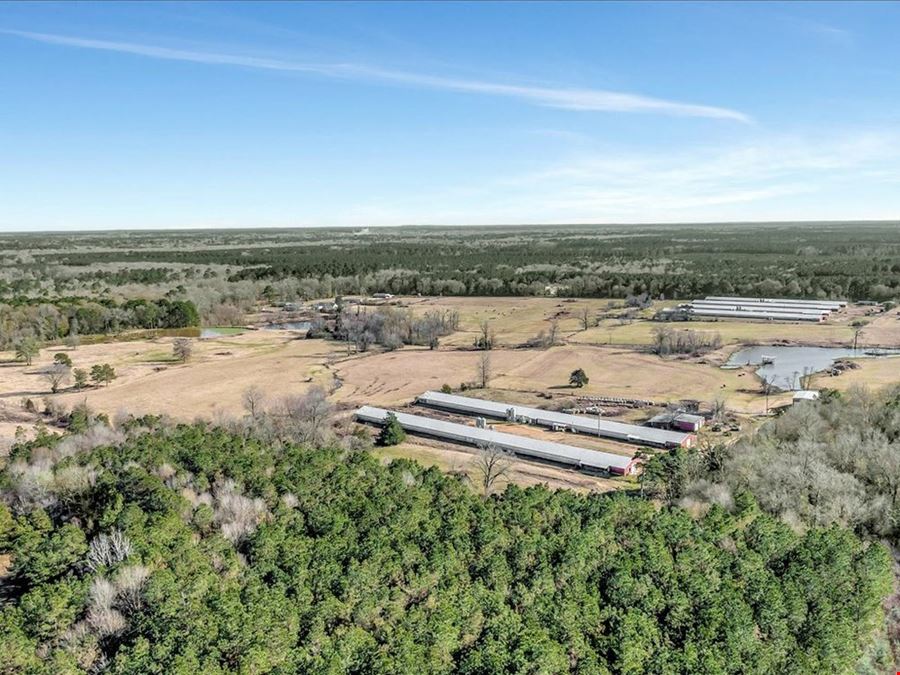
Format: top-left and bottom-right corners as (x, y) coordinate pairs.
(573, 319), (858, 347)
(2, 297), (898, 492)
(402, 296), (625, 347)
(399, 296), (900, 348)
(333, 343), (790, 414)
(0, 331), (344, 425)
(810, 356), (900, 393)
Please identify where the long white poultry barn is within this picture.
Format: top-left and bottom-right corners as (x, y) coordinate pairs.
(355, 406), (640, 475)
(691, 301), (829, 316)
(415, 391), (694, 448)
(704, 296), (846, 310)
(689, 308), (825, 322)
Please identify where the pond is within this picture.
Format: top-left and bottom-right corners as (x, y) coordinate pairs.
(262, 321), (312, 331)
(724, 345), (900, 390)
(200, 327), (246, 338)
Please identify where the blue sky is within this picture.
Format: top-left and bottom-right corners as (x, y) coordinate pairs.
(1, 1), (899, 230)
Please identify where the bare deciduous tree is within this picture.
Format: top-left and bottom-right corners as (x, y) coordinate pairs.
(242, 386), (266, 419)
(476, 320), (495, 350)
(42, 363), (71, 393)
(173, 337), (193, 362)
(711, 399), (727, 423)
(476, 351), (492, 389)
(471, 443), (513, 497)
(275, 386), (334, 446)
(212, 478), (269, 544)
(580, 307), (593, 331)
(547, 320), (559, 347)
(86, 529), (133, 572)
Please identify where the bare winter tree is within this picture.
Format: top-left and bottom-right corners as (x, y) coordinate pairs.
(42, 363), (71, 394)
(476, 351), (492, 389)
(547, 320), (559, 347)
(580, 307), (593, 331)
(242, 386), (266, 419)
(711, 398), (727, 423)
(173, 337), (193, 363)
(476, 320), (495, 350)
(471, 443), (513, 497)
(275, 386), (334, 445)
(86, 529), (133, 572)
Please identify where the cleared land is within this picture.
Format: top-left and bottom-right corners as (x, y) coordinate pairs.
(2, 297), (898, 493)
(333, 343), (792, 414)
(0, 331), (343, 424)
(401, 296), (900, 348)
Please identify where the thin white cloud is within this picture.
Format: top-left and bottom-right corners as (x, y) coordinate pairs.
(2, 29), (751, 122)
(803, 20), (854, 46)
(332, 131), (900, 225)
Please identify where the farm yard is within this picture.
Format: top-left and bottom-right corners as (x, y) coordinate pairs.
(3, 224), (900, 494)
(4, 291), (899, 494)
(8, 5), (900, 668)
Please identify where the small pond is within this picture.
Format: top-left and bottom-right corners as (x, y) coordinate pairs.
(725, 345), (900, 390)
(200, 327), (245, 338)
(263, 321), (312, 331)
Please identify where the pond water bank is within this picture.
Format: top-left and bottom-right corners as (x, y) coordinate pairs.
(724, 345), (900, 390)
(262, 321), (312, 331)
(199, 327), (247, 338)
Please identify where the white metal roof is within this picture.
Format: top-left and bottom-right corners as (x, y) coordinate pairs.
(689, 308), (824, 322)
(704, 296), (845, 309)
(355, 406), (637, 474)
(416, 391), (692, 447)
(793, 390), (820, 401)
(691, 301), (829, 316)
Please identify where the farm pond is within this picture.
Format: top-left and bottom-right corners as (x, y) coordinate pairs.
(724, 345), (900, 390)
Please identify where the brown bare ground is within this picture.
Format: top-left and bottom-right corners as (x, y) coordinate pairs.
(333, 343), (790, 414)
(0, 331), (344, 425)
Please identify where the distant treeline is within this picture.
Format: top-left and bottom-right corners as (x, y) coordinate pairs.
(0, 298), (200, 348)
(18, 224), (900, 301)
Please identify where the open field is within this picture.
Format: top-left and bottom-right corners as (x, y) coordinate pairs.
(333, 343), (793, 414)
(402, 296), (622, 347)
(397, 296), (900, 348)
(575, 318), (857, 347)
(2, 295), (898, 492)
(0, 331), (343, 424)
(810, 356), (900, 393)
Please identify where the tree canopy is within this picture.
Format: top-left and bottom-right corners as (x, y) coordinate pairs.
(0, 420), (891, 674)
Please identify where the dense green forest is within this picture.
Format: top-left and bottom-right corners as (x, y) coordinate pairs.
(3, 222), (900, 302)
(0, 418), (892, 674)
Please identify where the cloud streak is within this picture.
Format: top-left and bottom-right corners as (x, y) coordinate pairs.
(333, 131), (900, 225)
(3, 29), (751, 122)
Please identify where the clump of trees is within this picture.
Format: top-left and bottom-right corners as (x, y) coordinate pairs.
(0, 419), (891, 673)
(641, 385), (900, 671)
(652, 326), (722, 356)
(335, 307), (459, 353)
(0, 298), (200, 349)
(90, 363), (117, 387)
